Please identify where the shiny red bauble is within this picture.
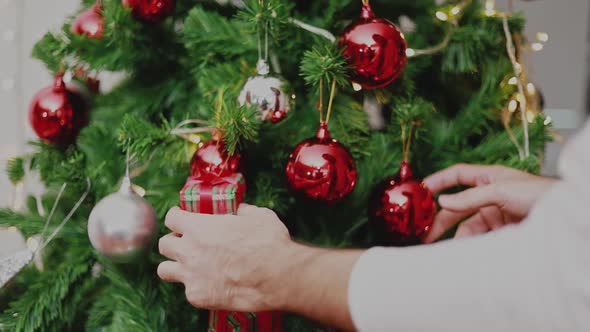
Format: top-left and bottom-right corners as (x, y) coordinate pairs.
(285, 122), (357, 202)
(29, 75), (89, 145)
(190, 139), (241, 179)
(71, 1), (104, 39)
(369, 161), (436, 246)
(122, 0), (175, 23)
(339, 4), (407, 90)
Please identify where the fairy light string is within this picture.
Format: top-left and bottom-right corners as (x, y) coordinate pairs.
(503, 14), (530, 159)
(408, 0), (472, 58)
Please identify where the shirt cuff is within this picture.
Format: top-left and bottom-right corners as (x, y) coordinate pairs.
(348, 247), (389, 332)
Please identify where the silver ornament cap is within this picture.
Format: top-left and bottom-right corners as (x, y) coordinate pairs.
(87, 177), (157, 263)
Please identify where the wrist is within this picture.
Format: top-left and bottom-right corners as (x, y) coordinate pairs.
(268, 241), (363, 330)
(265, 240), (311, 311)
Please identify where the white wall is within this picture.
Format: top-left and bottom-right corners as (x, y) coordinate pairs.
(0, 0), (80, 255)
(0, 0), (80, 210)
(511, 0), (589, 117)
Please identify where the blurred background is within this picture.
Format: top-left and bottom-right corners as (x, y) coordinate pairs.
(0, 0), (589, 251)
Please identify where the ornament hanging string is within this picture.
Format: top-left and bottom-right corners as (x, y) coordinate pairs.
(317, 78), (338, 125)
(37, 178), (91, 254)
(170, 119), (215, 144)
(325, 79), (337, 125)
(257, 0), (270, 66)
(0, 181), (90, 288)
(318, 78), (324, 122)
(401, 121), (421, 161)
(42, 179), (91, 250)
(257, 22), (269, 63)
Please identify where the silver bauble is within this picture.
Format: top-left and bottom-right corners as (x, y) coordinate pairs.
(88, 177), (157, 262)
(239, 60), (292, 123)
(0, 249), (33, 288)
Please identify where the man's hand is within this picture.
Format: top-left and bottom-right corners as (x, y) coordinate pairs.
(158, 204), (361, 331)
(157, 204), (292, 312)
(423, 164), (555, 243)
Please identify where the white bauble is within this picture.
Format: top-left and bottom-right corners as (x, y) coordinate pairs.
(88, 178), (157, 262)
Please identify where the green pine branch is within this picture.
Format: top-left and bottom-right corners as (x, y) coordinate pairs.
(0, 251), (95, 332)
(300, 43), (349, 89)
(7, 158), (25, 185)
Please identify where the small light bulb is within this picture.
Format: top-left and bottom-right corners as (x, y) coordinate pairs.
(352, 82), (362, 92)
(536, 32), (549, 43)
(508, 77), (518, 85)
(526, 83), (536, 95)
(451, 6), (460, 15)
(508, 100), (518, 112)
(531, 42), (544, 51)
(405, 48), (416, 57)
(544, 115), (552, 126)
(435, 11), (449, 21)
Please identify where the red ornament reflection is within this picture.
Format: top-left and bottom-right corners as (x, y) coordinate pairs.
(122, 0), (175, 24)
(369, 161), (436, 246)
(190, 139), (242, 179)
(71, 2), (104, 39)
(29, 75), (89, 145)
(339, 4), (408, 90)
(285, 122), (357, 202)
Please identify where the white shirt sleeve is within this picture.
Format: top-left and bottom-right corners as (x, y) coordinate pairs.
(348, 122), (590, 332)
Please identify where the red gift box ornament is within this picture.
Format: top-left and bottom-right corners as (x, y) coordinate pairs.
(179, 170), (282, 331)
(180, 173), (245, 215)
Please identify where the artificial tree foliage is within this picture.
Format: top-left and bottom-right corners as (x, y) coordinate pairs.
(1, 0), (549, 331)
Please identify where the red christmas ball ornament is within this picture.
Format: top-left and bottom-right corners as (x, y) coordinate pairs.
(190, 138), (241, 179)
(29, 75), (89, 145)
(369, 161), (436, 246)
(285, 122), (357, 202)
(122, 0), (175, 24)
(71, 1), (104, 39)
(339, 3), (408, 90)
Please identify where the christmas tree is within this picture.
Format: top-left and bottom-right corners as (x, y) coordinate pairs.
(0, 0), (550, 331)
